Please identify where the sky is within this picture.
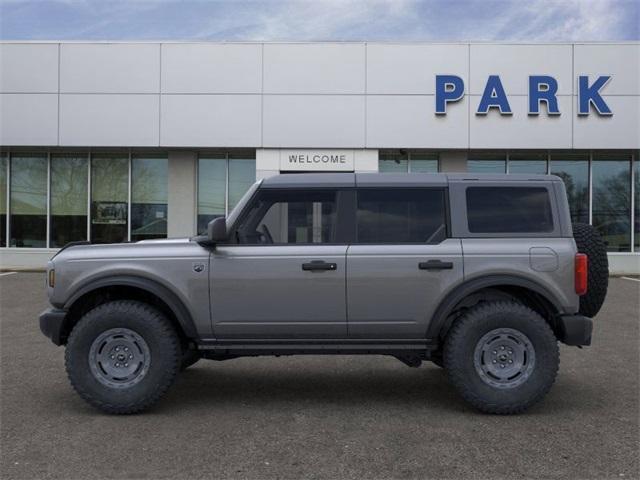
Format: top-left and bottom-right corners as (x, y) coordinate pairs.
(0, 0), (638, 42)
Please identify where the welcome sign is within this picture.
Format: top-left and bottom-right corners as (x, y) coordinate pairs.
(279, 150), (355, 172)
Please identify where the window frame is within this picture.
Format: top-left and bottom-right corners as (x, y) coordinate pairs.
(225, 187), (354, 246)
(353, 187), (450, 245)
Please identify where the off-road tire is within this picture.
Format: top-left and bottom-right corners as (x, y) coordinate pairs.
(573, 222), (609, 318)
(65, 300), (181, 414)
(180, 348), (201, 371)
(443, 301), (559, 414)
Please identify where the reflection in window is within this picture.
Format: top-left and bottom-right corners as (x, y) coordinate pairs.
(635, 158), (639, 251)
(228, 154), (256, 212)
(198, 156), (226, 234)
(197, 153), (256, 234)
(0, 155), (6, 247)
(91, 155), (128, 244)
(468, 152), (506, 173)
(10, 155), (47, 247)
(379, 151), (438, 173)
(592, 155), (631, 252)
(550, 155), (589, 225)
(379, 151), (408, 173)
(50, 155), (88, 247)
(131, 156), (168, 242)
(236, 190), (337, 244)
(508, 152), (547, 174)
(357, 189), (446, 243)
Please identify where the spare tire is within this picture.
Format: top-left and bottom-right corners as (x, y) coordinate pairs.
(573, 223), (609, 317)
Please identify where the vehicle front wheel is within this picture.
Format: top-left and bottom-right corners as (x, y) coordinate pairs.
(65, 300), (181, 414)
(443, 301), (559, 414)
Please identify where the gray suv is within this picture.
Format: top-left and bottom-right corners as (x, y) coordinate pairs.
(39, 173), (609, 414)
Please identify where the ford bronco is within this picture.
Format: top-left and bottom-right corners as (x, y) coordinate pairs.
(39, 173), (609, 414)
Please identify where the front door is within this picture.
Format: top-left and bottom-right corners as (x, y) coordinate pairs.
(346, 187), (464, 339)
(210, 188), (349, 338)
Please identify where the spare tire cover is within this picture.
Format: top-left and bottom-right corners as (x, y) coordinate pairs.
(573, 223), (609, 317)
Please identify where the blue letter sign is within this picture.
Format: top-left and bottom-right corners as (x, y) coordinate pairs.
(435, 75), (464, 115)
(578, 75), (612, 116)
(529, 75), (560, 115)
(476, 75), (512, 115)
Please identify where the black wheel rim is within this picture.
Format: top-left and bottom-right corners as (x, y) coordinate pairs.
(88, 328), (151, 389)
(473, 328), (536, 389)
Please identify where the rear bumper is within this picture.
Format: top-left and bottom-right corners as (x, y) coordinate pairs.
(39, 308), (67, 346)
(558, 314), (593, 346)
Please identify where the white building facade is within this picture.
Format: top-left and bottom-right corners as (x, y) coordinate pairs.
(0, 41), (638, 272)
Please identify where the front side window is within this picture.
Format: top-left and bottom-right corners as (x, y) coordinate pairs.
(10, 154), (47, 247)
(356, 188), (446, 243)
(466, 187), (554, 234)
(234, 190), (337, 245)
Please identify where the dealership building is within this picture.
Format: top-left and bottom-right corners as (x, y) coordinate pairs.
(0, 41), (638, 273)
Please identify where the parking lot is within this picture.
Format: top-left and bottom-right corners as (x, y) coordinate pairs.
(0, 272), (638, 480)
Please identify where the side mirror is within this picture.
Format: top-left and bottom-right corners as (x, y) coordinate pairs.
(207, 217), (227, 244)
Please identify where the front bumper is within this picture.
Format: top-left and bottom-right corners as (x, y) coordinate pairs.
(39, 308), (67, 346)
(557, 314), (593, 346)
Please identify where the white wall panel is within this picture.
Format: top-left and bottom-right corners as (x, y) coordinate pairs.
(161, 95), (261, 147)
(59, 94), (159, 146)
(0, 94), (58, 145)
(263, 95), (364, 147)
(470, 44), (573, 95)
(367, 44), (468, 94)
(366, 95), (468, 148)
(574, 44), (640, 95)
(60, 43), (160, 93)
(469, 95), (573, 149)
(264, 43), (365, 94)
(161, 44), (262, 93)
(573, 96), (640, 149)
(0, 44), (58, 93)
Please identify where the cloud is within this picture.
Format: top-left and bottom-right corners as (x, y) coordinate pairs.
(0, 0), (637, 41)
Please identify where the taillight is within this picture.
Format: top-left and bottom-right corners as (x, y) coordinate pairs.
(575, 253), (588, 296)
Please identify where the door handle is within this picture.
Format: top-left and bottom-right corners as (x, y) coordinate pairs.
(302, 260), (337, 272)
(419, 260), (454, 270)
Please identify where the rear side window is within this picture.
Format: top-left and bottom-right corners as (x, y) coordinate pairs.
(466, 187), (554, 233)
(356, 188), (447, 243)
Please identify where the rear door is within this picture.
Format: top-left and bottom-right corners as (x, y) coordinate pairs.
(346, 186), (463, 339)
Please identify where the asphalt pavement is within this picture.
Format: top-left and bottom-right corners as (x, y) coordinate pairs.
(1, 272), (638, 480)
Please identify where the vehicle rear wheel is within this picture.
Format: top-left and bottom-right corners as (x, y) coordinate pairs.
(573, 222), (609, 317)
(65, 300), (181, 414)
(443, 301), (559, 414)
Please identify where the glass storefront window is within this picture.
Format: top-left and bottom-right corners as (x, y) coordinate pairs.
(50, 155), (88, 247)
(410, 153), (438, 173)
(550, 154), (589, 225)
(379, 151), (408, 173)
(468, 152), (506, 173)
(592, 153), (632, 252)
(0, 154), (6, 247)
(91, 155), (128, 244)
(131, 155), (168, 242)
(198, 155), (226, 234)
(508, 152), (548, 174)
(197, 153), (256, 234)
(228, 153), (256, 212)
(10, 154), (47, 247)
